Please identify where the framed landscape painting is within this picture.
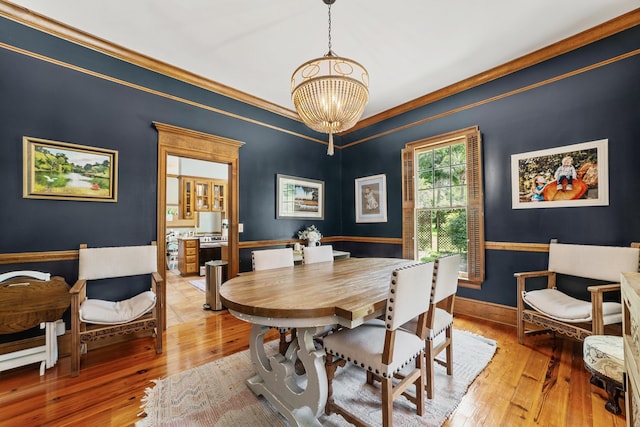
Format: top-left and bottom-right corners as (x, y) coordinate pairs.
(276, 174), (324, 219)
(511, 139), (608, 209)
(23, 136), (118, 202)
(355, 174), (387, 223)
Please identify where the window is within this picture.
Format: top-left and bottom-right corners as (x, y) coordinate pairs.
(402, 126), (484, 287)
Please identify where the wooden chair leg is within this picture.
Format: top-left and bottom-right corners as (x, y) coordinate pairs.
(415, 354), (425, 416)
(381, 376), (393, 427)
(278, 330), (288, 355)
(517, 306), (525, 344)
(445, 327), (453, 376)
(71, 347), (80, 378)
(426, 341), (435, 400)
(324, 353), (344, 415)
(71, 318), (80, 377)
(155, 330), (163, 354)
(366, 370), (375, 385)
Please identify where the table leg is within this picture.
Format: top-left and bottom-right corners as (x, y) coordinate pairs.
(246, 324), (327, 427)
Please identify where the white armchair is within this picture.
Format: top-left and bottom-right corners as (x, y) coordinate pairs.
(514, 242), (639, 344)
(69, 243), (163, 377)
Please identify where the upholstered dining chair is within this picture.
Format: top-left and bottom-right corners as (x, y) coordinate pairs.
(323, 261), (435, 427)
(251, 248), (294, 271)
(69, 243), (163, 377)
(398, 254), (460, 399)
(302, 245), (336, 342)
(251, 248), (295, 354)
(302, 244), (334, 264)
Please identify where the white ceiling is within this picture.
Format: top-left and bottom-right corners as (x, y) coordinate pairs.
(8, 0), (639, 120)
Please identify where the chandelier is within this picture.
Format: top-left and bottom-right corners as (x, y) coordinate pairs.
(291, 0), (369, 156)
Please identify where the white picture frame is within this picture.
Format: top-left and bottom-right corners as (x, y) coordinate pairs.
(511, 139), (608, 209)
(276, 174), (324, 219)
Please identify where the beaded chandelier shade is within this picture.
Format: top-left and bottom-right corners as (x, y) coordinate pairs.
(290, 0), (369, 156)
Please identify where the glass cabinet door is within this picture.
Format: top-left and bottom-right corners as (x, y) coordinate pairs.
(181, 179), (194, 218)
(195, 181), (211, 211)
(212, 182), (225, 211)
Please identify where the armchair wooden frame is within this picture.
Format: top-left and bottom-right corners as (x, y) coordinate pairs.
(515, 242), (639, 344)
(69, 243), (163, 377)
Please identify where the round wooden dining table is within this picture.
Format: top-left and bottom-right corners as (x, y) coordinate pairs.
(220, 257), (416, 427)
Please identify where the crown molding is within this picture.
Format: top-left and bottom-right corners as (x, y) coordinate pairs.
(0, 0), (301, 122)
(350, 8), (640, 132)
(1, 2), (637, 136)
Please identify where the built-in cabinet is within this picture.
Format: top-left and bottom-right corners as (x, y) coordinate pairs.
(178, 238), (199, 276)
(180, 176), (226, 220)
(622, 272), (640, 427)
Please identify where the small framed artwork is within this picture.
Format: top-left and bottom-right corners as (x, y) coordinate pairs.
(355, 174), (387, 223)
(511, 138), (608, 209)
(276, 174), (324, 219)
(23, 136), (118, 202)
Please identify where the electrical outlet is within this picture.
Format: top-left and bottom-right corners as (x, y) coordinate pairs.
(238, 223), (244, 233)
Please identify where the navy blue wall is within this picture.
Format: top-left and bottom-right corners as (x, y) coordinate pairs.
(342, 26), (640, 307)
(0, 16), (340, 265)
(1, 17), (639, 317)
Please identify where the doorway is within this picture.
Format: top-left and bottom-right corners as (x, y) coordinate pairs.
(155, 122), (243, 331)
(165, 156), (228, 326)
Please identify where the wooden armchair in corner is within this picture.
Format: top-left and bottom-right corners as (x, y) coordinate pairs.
(514, 241), (639, 344)
(69, 243), (163, 377)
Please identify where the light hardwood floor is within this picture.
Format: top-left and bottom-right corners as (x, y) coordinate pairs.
(164, 268), (219, 327)
(0, 272), (627, 426)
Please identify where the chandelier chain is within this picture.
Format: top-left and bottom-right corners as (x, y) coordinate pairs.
(327, 3), (332, 53)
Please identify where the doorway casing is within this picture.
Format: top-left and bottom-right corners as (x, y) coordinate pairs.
(155, 122), (243, 329)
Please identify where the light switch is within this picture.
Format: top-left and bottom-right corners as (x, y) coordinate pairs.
(238, 223), (244, 233)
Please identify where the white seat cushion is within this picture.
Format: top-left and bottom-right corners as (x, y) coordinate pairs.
(523, 288), (621, 323)
(323, 324), (424, 378)
(583, 335), (624, 383)
(79, 291), (156, 325)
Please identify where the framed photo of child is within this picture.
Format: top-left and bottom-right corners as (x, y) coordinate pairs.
(511, 139), (608, 209)
(355, 174), (387, 222)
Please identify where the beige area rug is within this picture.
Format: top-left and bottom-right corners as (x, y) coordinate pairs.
(188, 279), (206, 292)
(137, 330), (497, 427)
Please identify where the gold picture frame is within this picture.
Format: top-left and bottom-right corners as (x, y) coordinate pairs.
(23, 136), (118, 202)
